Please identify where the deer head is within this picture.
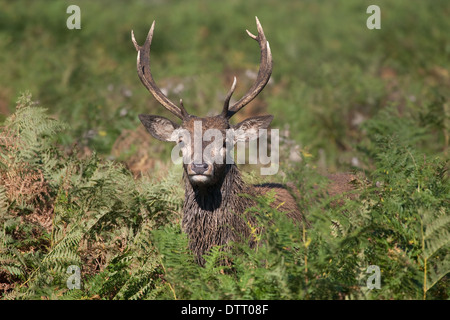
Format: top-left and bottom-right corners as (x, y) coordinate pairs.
(132, 17), (273, 188)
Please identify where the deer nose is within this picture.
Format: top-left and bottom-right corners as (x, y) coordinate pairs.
(191, 162), (209, 175)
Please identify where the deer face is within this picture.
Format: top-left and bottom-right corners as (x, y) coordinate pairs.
(138, 114), (273, 187)
(133, 17), (273, 187)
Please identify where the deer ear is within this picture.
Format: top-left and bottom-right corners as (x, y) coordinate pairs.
(138, 114), (180, 142)
(233, 115), (274, 142)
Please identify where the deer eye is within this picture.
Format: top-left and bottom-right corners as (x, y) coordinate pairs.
(177, 138), (185, 147)
(223, 138), (231, 148)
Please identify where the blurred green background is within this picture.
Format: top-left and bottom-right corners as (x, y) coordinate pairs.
(0, 0), (448, 171)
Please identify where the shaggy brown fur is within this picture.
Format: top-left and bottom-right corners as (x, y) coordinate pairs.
(181, 162), (309, 265)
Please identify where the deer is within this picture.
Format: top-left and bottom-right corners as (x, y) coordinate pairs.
(131, 17), (355, 265)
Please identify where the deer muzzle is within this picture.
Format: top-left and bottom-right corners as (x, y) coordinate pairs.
(187, 162), (214, 185)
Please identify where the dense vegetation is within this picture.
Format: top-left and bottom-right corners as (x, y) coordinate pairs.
(0, 0), (449, 299)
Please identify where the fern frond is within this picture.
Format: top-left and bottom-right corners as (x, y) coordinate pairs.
(426, 254), (450, 291)
(421, 208), (450, 260)
(0, 185), (7, 219)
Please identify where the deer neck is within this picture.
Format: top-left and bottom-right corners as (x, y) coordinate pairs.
(183, 164), (247, 210)
(182, 164), (252, 263)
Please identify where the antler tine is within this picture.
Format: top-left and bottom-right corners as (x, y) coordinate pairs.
(221, 76), (237, 117)
(132, 21), (188, 120)
(224, 16), (273, 119)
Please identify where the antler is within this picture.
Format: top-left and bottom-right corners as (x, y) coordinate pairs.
(132, 21), (189, 120)
(222, 16), (273, 119)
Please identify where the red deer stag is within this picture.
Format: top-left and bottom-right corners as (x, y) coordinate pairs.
(132, 18), (353, 265)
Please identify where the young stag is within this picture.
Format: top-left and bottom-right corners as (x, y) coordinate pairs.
(131, 18), (351, 264)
